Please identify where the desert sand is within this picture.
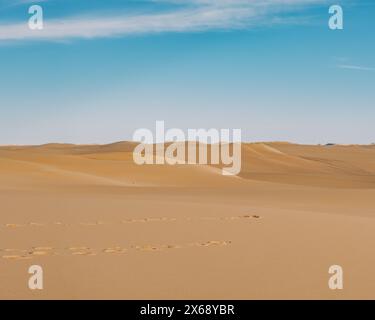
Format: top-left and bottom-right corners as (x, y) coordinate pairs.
(0, 142), (375, 299)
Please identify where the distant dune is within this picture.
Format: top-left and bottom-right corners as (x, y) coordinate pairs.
(1, 142), (375, 299)
(1, 142), (374, 188)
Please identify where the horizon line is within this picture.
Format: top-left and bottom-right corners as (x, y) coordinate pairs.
(1, 140), (374, 148)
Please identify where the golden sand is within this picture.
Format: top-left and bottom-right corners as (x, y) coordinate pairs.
(1, 142), (375, 299)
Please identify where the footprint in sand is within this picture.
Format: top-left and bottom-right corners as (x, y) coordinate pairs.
(163, 244), (182, 250)
(2, 255), (31, 260)
(5, 223), (24, 228)
(1, 249), (31, 260)
(33, 246), (54, 251)
(195, 240), (232, 247)
(67, 247), (91, 252)
(4, 248), (23, 252)
(30, 251), (49, 256)
(72, 251), (95, 256)
(219, 217), (231, 221)
(133, 245), (159, 252)
(29, 222), (46, 227)
(68, 246), (95, 256)
(4, 215), (261, 231)
(103, 247), (127, 254)
(145, 218), (161, 222)
(240, 215), (261, 219)
(29, 247), (54, 256)
(68, 246), (90, 250)
(2, 240), (232, 261)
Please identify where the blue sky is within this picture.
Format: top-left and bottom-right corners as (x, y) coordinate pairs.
(0, 0), (374, 145)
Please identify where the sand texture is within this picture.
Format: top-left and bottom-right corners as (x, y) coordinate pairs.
(1, 142), (375, 299)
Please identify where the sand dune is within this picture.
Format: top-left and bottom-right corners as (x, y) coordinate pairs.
(1, 142), (375, 299)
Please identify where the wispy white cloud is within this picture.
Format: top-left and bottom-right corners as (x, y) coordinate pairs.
(0, 0), (327, 42)
(338, 64), (375, 72)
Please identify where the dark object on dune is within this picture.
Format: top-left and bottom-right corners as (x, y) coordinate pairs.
(325, 143), (336, 146)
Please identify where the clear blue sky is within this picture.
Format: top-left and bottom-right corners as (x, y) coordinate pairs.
(0, 0), (374, 145)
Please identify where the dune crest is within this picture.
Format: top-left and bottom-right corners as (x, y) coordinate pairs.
(1, 142), (374, 189)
